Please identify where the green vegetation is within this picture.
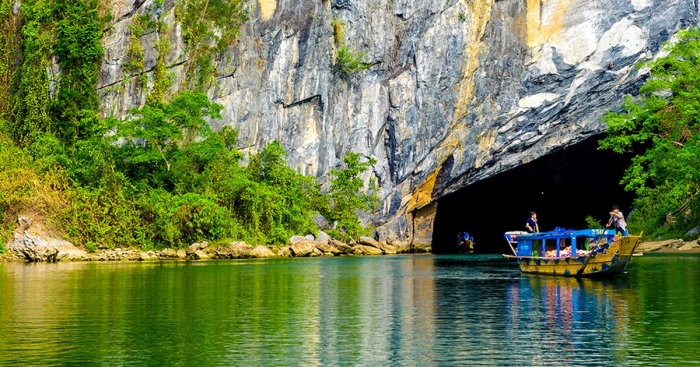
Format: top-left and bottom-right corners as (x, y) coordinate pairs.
(331, 17), (371, 75)
(600, 27), (700, 239)
(0, 0), (378, 251)
(336, 45), (371, 75)
(176, 0), (248, 91)
(324, 152), (379, 241)
(458, 13), (466, 22)
(585, 215), (603, 229)
(123, 15), (154, 87)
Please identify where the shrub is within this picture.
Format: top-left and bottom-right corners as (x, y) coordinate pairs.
(337, 44), (371, 75)
(324, 152), (378, 240)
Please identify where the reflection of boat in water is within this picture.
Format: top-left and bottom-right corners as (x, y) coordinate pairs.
(502, 229), (641, 277)
(457, 231), (474, 253)
(507, 275), (623, 340)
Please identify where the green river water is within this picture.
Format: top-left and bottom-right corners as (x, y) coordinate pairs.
(1, 254), (699, 366)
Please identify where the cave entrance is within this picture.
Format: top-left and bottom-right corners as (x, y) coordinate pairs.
(431, 136), (635, 254)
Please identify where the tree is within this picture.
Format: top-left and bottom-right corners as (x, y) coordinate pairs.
(114, 91), (222, 184)
(326, 152), (378, 240)
(599, 27), (700, 237)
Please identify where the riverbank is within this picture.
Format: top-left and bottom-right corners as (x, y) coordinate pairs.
(0, 211), (430, 263)
(635, 238), (700, 254)
(0, 230), (429, 263)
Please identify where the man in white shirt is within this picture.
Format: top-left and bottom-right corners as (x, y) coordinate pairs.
(606, 205), (628, 236)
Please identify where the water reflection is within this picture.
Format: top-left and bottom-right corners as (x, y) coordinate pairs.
(1, 255), (700, 366)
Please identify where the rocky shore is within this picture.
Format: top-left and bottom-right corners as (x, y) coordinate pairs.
(0, 216), (428, 263)
(635, 238), (700, 255)
(4, 215), (700, 263)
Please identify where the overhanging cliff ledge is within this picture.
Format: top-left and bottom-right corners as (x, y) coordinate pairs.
(98, 0), (699, 247)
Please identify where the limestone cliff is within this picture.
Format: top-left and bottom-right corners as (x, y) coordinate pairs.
(98, 0), (699, 246)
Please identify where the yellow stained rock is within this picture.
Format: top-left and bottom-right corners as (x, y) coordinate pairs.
(258, 0), (276, 21)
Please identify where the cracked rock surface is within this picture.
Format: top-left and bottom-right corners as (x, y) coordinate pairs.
(97, 0), (699, 245)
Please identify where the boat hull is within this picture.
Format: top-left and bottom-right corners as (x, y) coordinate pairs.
(514, 236), (641, 277)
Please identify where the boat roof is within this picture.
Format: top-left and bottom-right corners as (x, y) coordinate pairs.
(513, 228), (615, 241)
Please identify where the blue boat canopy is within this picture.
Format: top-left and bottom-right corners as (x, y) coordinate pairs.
(505, 228), (617, 258)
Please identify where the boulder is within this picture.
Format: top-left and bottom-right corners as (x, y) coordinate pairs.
(250, 245), (276, 258)
(353, 245), (383, 256)
(277, 246), (293, 257)
(315, 231), (331, 243)
(679, 242), (700, 251)
(686, 227), (700, 236)
(139, 252), (152, 261)
(290, 241), (316, 257)
(289, 236), (309, 245)
(186, 243), (200, 255)
(358, 236), (380, 248)
(160, 248), (178, 259)
(379, 242), (397, 254)
(309, 248), (324, 257)
(214, 245), (232, 258)
(7, 217), (81, 262)
(315, 242), (340, 255)
(176, 249), (187, 259)
(194, 250), (210, 260)
(313, 213), (329, 230)
(56, 249), (88, 261)
(228, 242), (253, 258)
(329, 240), (352, 254)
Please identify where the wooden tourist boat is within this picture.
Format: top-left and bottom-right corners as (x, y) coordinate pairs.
(502, 229), (642, 277)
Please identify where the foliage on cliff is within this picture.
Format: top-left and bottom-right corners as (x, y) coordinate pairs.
(600, 27), (700, 239)
(0, 0), (377, 250)
(323, 152), (379, 241)
(176, 0), (248, 90)
(331, 17), (371, 75)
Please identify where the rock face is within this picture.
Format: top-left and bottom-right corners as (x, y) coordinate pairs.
(7, 216), (86, 262)
(97, 0), (699, 246)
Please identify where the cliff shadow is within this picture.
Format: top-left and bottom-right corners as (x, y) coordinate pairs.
(431, 136), (635, 254)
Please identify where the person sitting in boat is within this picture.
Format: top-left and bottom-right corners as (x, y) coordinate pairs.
(525, 211), (539, 233)
(457, 231), (473, 250)
(606, 205), (628, 236)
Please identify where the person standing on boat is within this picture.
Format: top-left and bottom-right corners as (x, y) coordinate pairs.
(606, 205), (628, 236)
(525, 211), (539, 233)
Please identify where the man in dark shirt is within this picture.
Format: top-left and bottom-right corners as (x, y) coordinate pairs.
(526, 211), (539, 233)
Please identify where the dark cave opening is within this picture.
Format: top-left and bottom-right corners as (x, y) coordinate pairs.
(431, 136), (635, 254)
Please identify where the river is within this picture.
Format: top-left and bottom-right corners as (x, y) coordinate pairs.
(1, 254), (699, 366)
